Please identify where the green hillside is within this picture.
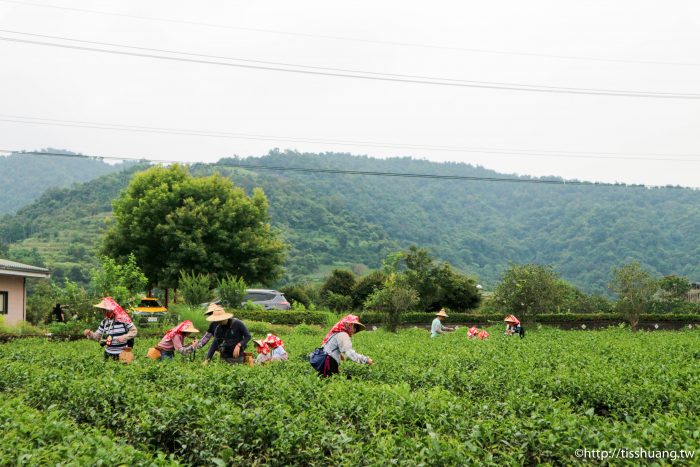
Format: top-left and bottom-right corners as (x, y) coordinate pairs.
(0, 150), (132, 215)
(2, 150), (700, 293)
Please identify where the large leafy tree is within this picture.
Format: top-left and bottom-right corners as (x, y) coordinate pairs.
(609, 262), (658, 331)
(493, 264), (563, 317)
(401, 246), (481, 312)
(658, 275), (690, 303)
(101, 165), (286, 288)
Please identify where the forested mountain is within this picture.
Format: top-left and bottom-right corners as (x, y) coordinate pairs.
(0, 150), (132, 214)
(0, 164), (149, 283)
(2, 149), (700, 293)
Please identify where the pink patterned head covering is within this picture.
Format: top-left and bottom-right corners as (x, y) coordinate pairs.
(93, 297), (132, 324)
(322, 314), (365, 344)
(467, 326), (479, 338)
(477, 330), (490, 340)
(504, 315), (520, 325)
(264, 334), (284, 349)
(164, 320), (196, 341)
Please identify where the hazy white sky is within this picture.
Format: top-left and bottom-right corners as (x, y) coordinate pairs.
(1, 0), (699, 186)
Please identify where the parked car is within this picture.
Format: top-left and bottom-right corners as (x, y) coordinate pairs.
(203, 289), (291, 311)
(242, 289), (291, 310)
(130, 297), (168, 323)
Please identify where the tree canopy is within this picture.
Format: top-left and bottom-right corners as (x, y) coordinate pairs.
(609, 262), (658, 330)
(101, 165), (286, 288)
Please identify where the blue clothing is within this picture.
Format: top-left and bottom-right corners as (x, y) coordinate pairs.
(431, 318), (445, 338)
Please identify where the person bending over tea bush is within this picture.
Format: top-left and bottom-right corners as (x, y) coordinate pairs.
(254, 334), (288, 364)
(155, 320), (199, 360)
(504, 315), (525, 338)
(310, 314), (374, 377)
(203, 305), (251, 365)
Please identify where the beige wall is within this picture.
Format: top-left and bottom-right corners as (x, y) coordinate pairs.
(0, 275), (25, 325)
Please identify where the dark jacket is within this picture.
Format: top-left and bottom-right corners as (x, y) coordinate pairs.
(206, 319), (251, 360)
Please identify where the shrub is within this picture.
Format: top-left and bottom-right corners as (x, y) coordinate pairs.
(241, 300), (266, 312)
(169, 304), (210, 333)
(280, 284), (312, 308)
(437, 266), (481, 312)
(352, 271), (386, 309)
(90, 254), (148, 309)
(0, 317), (43, 336)
(216, 275), (246, 308)
(178, 271), (212, 306)
(321, 269), (356, 298)
(364, 273), (419, 332)
(323, 292), (353, 312)
(233, 308), (333, 325)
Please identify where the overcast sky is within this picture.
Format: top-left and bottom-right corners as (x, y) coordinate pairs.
(1, 0), (699, 186)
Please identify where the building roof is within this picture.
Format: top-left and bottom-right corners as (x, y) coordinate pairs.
(0, 258), (50, 278)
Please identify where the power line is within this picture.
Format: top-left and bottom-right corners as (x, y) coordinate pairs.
(0, 149), (693, 189)
(1, 31), (699, 99)
(0, 29), (486, 84)
(3, 114), (700, 162)
(2, 0), (699, 68)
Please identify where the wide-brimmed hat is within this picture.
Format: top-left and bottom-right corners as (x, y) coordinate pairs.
(206, 307), (233, 322)
(93, 297), (117, 311)
(353, 322), (366, 333)
(204, 302), (223, 316)
(435, 309), (449, 318)
(253, 339), (265, 347)
(504, 314), (520, 324)
(182, 323), (199, 333)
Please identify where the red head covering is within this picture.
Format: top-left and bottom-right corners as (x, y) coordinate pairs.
(322, 314), (363, 344)
(255, 341), (271, 356)
(264, 334), (284, 349)
(504, 315), (520, 325)
(477, 330), (490, 340)
(467, 326), (479, 338)
(164, 320), (193, 341)
(95, 297), (132, 324)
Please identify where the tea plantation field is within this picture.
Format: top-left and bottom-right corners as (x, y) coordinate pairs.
(0, 326), (698, 465)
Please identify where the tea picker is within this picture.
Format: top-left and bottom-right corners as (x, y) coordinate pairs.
(504, 315), (525, 338)
(83, 297), (138, 361)
(309, 314), (374, 377)
(431, 309), (455, 337)
(147, 320), (200, 361)
(202, 306), (252, 365)
(254, 333), (289, 365)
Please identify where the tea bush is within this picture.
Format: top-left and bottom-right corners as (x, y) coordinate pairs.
(0, 327), (697, 465)
(0, 397), (178, 466)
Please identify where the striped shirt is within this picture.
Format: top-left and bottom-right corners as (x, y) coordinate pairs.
(96, 319), (135, 355)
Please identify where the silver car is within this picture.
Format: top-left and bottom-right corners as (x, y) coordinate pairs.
(204, 289), (291, 310)
(242, 289), (291, 310)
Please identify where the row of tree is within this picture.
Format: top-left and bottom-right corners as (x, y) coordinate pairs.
(491, 262), (696, 330)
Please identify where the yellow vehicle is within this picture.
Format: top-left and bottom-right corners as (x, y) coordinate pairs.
(130, 297), (168, 323)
